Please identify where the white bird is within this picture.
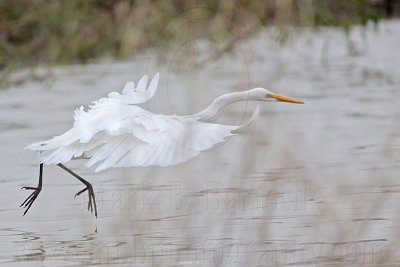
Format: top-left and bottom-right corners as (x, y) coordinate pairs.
(21, 73), (304, 217)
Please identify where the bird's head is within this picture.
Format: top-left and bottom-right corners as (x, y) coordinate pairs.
(249, 88), (304, 104)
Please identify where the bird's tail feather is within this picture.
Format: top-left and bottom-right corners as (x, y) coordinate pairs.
(25, 127), (81, 151)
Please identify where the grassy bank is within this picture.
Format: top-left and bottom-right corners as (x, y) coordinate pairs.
(0, 0), (396, 82)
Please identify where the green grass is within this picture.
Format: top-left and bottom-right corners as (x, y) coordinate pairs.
(0, 0), (390, 85)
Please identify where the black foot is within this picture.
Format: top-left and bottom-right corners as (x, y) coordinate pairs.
(20, 186), (41, 216)
(75, 184), (97, 218)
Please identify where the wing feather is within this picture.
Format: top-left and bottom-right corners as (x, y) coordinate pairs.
(135, 74), (148, 93)
(121, 81), (135, 95)
(72, 73), (159, 127)
(86, 116), (238, 171)
(31, 110), (239, 171)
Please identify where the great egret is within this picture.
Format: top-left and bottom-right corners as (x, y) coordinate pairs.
(21, 73), (304, 217)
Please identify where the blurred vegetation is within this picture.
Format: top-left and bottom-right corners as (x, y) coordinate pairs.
(0, 0), (397, 85)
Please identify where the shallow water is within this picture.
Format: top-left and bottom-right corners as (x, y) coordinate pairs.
(1, 20), (400, 266)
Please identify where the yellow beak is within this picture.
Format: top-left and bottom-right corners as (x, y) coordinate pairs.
(269, 93), (304, 104)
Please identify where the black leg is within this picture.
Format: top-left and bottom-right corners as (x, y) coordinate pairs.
(57, 163), (97, 218)
(21, 163), (43, 216)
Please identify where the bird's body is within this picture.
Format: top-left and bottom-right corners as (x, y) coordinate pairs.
(21, 73), (304, 217)
(26, 74), (261, 171)
(30, 104), (244, 171)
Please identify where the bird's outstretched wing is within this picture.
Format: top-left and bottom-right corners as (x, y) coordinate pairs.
(26, 72), (260, 171)
(27, 104), (257, 172)
(85, 117), (239, 171)
(73, 73), (159, 126)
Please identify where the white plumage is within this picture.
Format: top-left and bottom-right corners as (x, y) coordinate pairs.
(21, 73), (304, 217)
(27, 73), (281, 172)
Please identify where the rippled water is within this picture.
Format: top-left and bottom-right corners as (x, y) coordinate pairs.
(1, 20), (400, 266)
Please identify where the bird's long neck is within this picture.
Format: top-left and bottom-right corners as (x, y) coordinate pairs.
(193, 91), (252, 122)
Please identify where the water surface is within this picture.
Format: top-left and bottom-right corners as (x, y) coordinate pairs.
(1, 20), (400, 266)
